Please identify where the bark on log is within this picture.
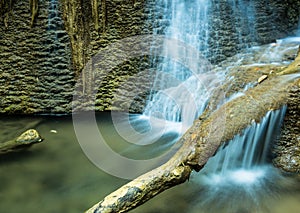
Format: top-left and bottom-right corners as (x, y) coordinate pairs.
(0, 129), (43, 154)
(86, 58), (300, 213)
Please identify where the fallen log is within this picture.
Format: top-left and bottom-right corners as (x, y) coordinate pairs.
(86, 59), (300, 213)
(0, 129), (43, 154)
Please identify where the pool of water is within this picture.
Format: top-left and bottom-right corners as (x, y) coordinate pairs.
(132, 169), (300, 213)
(0, 113), (128, 213)
(1, 113), (300, 213)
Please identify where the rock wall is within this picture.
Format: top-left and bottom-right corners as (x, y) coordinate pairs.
(0, 0), (73, 114)
(66, 0), (152, 112)
(273, 79), (300, 173)
(206, 0), (300, 63)
(0, 0), (300, 114)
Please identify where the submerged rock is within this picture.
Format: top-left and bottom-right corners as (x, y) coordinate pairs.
(0, 129), (43, 154)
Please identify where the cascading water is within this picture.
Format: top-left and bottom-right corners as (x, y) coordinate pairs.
(47, 0), (60, 42)
(48, 0), (58, 31)
(202, 106), (287, 181)
(114, 0), (300, 210)
(118, 0), (298, 183)
(189, 107), (288, 213)
(115, 0), (222, 151)
(142, 0), (222, 133)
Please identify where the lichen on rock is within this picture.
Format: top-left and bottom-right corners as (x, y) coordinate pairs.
(29, 0), (39, 27)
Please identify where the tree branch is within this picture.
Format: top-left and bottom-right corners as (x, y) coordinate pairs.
(86, 59), (300, 213)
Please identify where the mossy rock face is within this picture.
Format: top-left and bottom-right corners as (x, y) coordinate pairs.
(273, 79), (300, 173)
(0, 0), (73, 114)
(1, 0), (300, 114)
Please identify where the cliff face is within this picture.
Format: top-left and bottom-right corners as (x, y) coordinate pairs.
(0, 0), (300, 114)
(0, 0), (73, 114)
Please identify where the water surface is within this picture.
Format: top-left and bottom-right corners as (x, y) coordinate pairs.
(1, 113), (300, 213)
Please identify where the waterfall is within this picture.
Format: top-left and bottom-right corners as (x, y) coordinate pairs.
(48, 0), (59, 31)
(202, 106), (287, 181)
(121, 0), (295, 165)
(47, 0), (65, 44)
(143, 0), (223, 132)
(187, 107), (288, 212)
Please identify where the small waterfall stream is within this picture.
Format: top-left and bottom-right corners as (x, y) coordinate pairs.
(115, 0), (222, 150)
(228, 0), (257, 47)
(201, 106), (287, 184)
(185, 107), (291, 213)
(143, 0), (218, 131)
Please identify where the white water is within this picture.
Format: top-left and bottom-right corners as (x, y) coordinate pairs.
(143, 72), (223, 132)
(136, 0), (300, 170)
(134, 2), (300, 209)
(189, 107), (288, 213)
(201, 107), (287, 182)
(142, 0), (223, 133)
(113, 1), (222, 150)
(111, 0), (299, 210)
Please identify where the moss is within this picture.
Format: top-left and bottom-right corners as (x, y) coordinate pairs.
(0, 0), (14, 27)
(101, 0), (107, 33)
(1, 0), (40, 27)
(29, 0), (39, 27)
(91, 0), (99, 31)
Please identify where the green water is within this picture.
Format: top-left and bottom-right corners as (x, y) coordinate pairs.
(0, 114), (128, 213)
(1, 113), (300, 213)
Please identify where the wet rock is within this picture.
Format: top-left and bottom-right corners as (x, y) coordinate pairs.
(257, 75), (268, 84)
(273, 79), (300, 173)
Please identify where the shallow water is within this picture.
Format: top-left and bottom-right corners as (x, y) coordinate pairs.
(132, 170), (300, 213)
(0, 113), (128, 213)
(1, 113), (300, 213)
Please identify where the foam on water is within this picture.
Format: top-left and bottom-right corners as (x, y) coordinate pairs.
(229, 169), (265, 184)
(189, 107), (288, 212)
(201, 107), (286, 179)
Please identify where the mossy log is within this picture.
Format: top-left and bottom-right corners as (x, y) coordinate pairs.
(86, 57), (300, 213)
(0, 129), (43, 154)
